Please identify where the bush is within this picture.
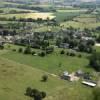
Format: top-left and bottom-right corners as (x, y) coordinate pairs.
(69, 52), (76, 57)
(0, 45), (4, 50)
(42, 75), (48, 82)
(66, 52), (70, 56)
(25, 87), (32, 96)
(60, 50), (65, 54)
(38, 52), (45, 57)
(25, 87), (46, 100)
(89, 52), (100, 72)
(24, 46), (31, 54)
(78, 54), (82, 58)
(12, 49), (16, 52)
(32, 51), (36, 55)
(40, 91), (46, 98)
(18, 48), (23, 53)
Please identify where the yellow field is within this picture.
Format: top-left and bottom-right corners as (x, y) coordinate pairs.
(0, 13), (55, 20)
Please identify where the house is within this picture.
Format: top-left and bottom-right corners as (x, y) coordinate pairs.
(61, 71), (79, 82)
(82, 80), (96, 87)
(61, 71), (70, 80)
(75, 70), (84, 77)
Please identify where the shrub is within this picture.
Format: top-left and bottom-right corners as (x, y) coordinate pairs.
(69, 52), (76, 57)
(0, 45), (4, 50)
(40, 91), (46, 98)
(25, 87), (46, 100)
(24, 46), (31, 54)
(32, 51), (36, 55)
(78, 54), (82, 58)
(25, 87), (32, 96)
(89, 52), (100, 72)
(18, 48), (23, 53)
(60, 50), (65, 54)
(66, 52), (70, 56)
(39, 52), (45, 57)
(12, 49), (16, 52)
(42, 75), (48, 82)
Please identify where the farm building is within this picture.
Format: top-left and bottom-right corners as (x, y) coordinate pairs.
(61, 71), (79, 82)
(75, 70), (84, 77)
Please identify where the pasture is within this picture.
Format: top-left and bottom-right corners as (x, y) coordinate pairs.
(3, 44), (93, 74)
(0, 46), (94, 100)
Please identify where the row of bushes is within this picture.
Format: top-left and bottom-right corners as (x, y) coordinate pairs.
(60, 50), (82, 57)
(12, 47), (46, 57)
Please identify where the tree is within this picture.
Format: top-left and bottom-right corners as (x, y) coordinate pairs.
(25, 87), (46, 100)
(18, 48), (23, 53)
(32, 51), (36, 55)
(39, 52), (45, 57)
(93, 87), (100, 100)
(24, 46), (31, 54)
(60, 50), (65, 54)
(96, 35), (100, 43)
(40, 91), (46, 98)
(42, 75), (48, 82)
(0, 45), (4, 50)
(25, 87), (32, 96)
(89, 52), (100, 72)
(87, 39), (95, 46)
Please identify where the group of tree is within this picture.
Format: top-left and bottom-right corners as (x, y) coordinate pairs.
(18, 45), (54, 57)
(25, 87), (46, 100)
(60, 49), (82, 58)
(89, 52), (100, 72)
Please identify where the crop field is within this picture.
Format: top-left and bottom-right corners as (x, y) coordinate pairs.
(0, 13), (55, 20)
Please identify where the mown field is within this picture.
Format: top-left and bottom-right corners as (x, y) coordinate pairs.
(0, 45), (95, 100)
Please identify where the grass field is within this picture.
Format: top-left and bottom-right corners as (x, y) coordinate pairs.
(2, 44), (93, 74)
(60, 13), (100, 29)
(54, 12), (80, 22)
(0, 47), (94, 100)
(0, 12), (55, 20)
(0, 8), (37, 13)
(61, 21), (100, 29)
